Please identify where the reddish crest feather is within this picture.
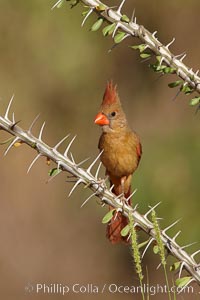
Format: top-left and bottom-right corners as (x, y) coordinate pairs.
(102, 81), (119, 106)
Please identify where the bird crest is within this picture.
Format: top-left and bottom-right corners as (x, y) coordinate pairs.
(102, 81), (119, 106)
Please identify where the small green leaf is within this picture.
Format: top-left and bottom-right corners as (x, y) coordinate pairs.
(120, 224), (130, 237)
(175, 276), (192, 288)
(190, 96), (200, 106)
(149, 64), (166, 72)
(48, 168), (61, 177)
(121, 14), (130, 23)
(140, 53), (151, 59)
(180, 84), (193, 95)
(157, 65), (167, 72)
(163, 67), (176, 74)
(102, 23), (116, 36)
(168, 80), (183, 88)
(114, 31), (126, 43)
(170, 261), (181, 272)
(130, 44), (146, 53)
(156, 56), (161, 62)
(91, 18), (103, 32)
(153, 245), (159, 254)
(102, 209), (115, 224)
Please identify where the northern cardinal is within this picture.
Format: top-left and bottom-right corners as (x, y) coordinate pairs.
(94, 81), (142, 244)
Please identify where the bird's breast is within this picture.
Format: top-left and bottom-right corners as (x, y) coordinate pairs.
(99, 131), (140, 178)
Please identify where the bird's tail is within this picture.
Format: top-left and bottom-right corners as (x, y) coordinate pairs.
(106, 187), (131, 244)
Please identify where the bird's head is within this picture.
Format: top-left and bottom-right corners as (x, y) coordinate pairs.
(94, 81), (127, 132)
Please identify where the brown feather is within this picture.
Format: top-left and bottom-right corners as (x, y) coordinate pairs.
(102, 81), (119, 106)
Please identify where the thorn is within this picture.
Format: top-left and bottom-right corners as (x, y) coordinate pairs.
(4, 137), (19, 156)
(27, 154), (41, 173)
(54, 134), (70, 150)
(28, 114), (41, 133)
(130, 8), (135, 23)
(181, 241), (198, 250)
(113, 208), (122, 221)
(109, 184), (115, 192)
(115, 193), (124, 201)
(125, 189), (137, 202)
(172, 230), (181, 242)
(81, 8), (93, 27)
(51, 0), (63, 10)
(95, 162), (102, 179)
(64, 135), (77, 157)
(180, 53), (187, 62)
(80, 192), (96, 208)
(133, 222), (138, 228)
(144, 202), (161, 219)
(10, 120), (21, 130)
(116, 0), (126, 15)
(76, 157), (90, 167)
(178, 262), (185, 278)
(195, 70), (199, 76)
(152, 31), (157, 38)
(174, 52), (186, 59)
(162, 218), (181, 234)
(70, 152), (76, 164)
(57, 160), (62, 172)
(112, 23), (120, 38)
(156, 262), (162, 270)
(122, 33), (130, 41)
(159, 56), (165, 67)
(191, 249), (200, 260)
(108, 43), (118, 53)
(172, 90), (181, 102)
(12, 112), (15, 123)
(166, 37), (175, 49)
(38, 122), (45, 140)
(133, 203), (139, 210)
(127, 232), (131, 242)
(68, 178), (82, 197)
(4, 94), (14, 120)
(142, 238), (154, 258)
(87, 150), (103, 174)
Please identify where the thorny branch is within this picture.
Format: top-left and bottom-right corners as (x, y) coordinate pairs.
(54, 0), (200, 107)
(82, 0), (200, 90)
(0, 97), (200, 287)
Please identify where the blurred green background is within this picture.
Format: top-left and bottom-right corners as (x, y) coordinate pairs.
(0, 0), (199, 299)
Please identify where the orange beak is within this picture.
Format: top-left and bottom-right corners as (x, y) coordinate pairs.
(94, 112), (109, 126)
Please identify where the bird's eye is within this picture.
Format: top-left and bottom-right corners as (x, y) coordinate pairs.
(110, 111), (116, 117)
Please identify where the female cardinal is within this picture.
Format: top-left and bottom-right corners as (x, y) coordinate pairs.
(94, 81), (142, 244)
